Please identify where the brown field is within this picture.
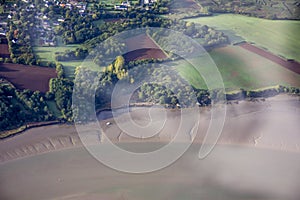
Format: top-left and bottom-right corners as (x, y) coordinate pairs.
(123, 48), (167, 62)
(171, 0), (201, 10)
(239, 43), (300, 75)
(0, 36), (9, 58)
(0, 44), (9, 58)
(0, 63), (57, 92)
(123, 34), (167, 62)
(104, 18), (124, 23)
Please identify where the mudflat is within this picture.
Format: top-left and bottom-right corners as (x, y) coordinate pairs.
(1, 94), (299, 163)
(0, 94), (300, 200)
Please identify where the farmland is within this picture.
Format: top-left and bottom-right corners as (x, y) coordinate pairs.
(33, 45), (80, 63)
(33, 45), (86, 79)
(186, 14), (300, 61)
(175, 45), (300, 90)
(239, 42), (300, 74)
(0, 63), (57, 92)
(123, 34), (167, 62)
(0, 35), (9, 58)
(0, 43), (9, 58)
(169, 0), (201, 13)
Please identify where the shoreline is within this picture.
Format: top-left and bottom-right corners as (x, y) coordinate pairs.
(0, 94), (299, 163)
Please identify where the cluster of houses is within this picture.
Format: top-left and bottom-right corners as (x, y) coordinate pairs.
(34, 15), (56, 47)
(114, 0), (158, 10)
(0, 21), (7, 38)
(59, 0), (87, 15)
(143, 0), (157, 5)
(114, 1), (131, 11)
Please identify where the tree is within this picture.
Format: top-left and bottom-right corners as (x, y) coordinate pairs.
(114, 55), (125, 73)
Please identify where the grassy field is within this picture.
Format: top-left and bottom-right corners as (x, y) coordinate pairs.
(175, 45), (300, 90)
(33, 45), (104, 78)
(186, 14), (300, 61)
(60, 60), (104, 79)
(33, 45), (80, 63)
(46, 100), (62, 118)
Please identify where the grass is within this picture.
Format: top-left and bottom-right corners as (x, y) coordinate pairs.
(33, 45), (80, 63)
(60, 60), (104, 79)
(0, 5), (4, 14)
(46, 100), (62, 118)
(93, 19), (105, 27)
(33, 43), (104, 78)
(186, 14), (300, 61)
(174, 45), (300, 90)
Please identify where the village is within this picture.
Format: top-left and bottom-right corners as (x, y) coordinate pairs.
(0, 0), (159, 47)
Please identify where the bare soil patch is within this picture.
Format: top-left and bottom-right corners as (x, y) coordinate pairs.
(0, 63), (57, 92)
(239, 43), (300, 75)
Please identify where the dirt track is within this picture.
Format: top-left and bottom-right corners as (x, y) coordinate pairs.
(239, 43), (300, 75)
(0, 63), (57, 92)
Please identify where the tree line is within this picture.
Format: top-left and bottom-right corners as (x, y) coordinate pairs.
(0, 83), (55, 131)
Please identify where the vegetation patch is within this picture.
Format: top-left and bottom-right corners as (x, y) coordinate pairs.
(0, 82), (57, 132)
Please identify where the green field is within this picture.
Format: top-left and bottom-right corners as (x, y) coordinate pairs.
(33, 45), (104, 78)
(60, 60), (104, 79)
(186, 14), (300, 61)
(46, 100), (62, 118)
(33, 45), (80, 63)
(175, 46), (300, 90)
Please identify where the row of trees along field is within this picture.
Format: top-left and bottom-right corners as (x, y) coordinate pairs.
(196, 0), (300, 19)
(5, 7), (36, 65)
(68, 54), (300, 122)
(56, 17), (228, 64)
(0, 83), (55, 131)
(48, 78), (73, 121)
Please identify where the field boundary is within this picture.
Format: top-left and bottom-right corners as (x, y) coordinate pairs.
(239, 43), (300, 75)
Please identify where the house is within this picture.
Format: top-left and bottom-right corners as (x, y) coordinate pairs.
(121, 1), (131, 7)
(115, 1), (131, 10)
(0, 31), (6, 36)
